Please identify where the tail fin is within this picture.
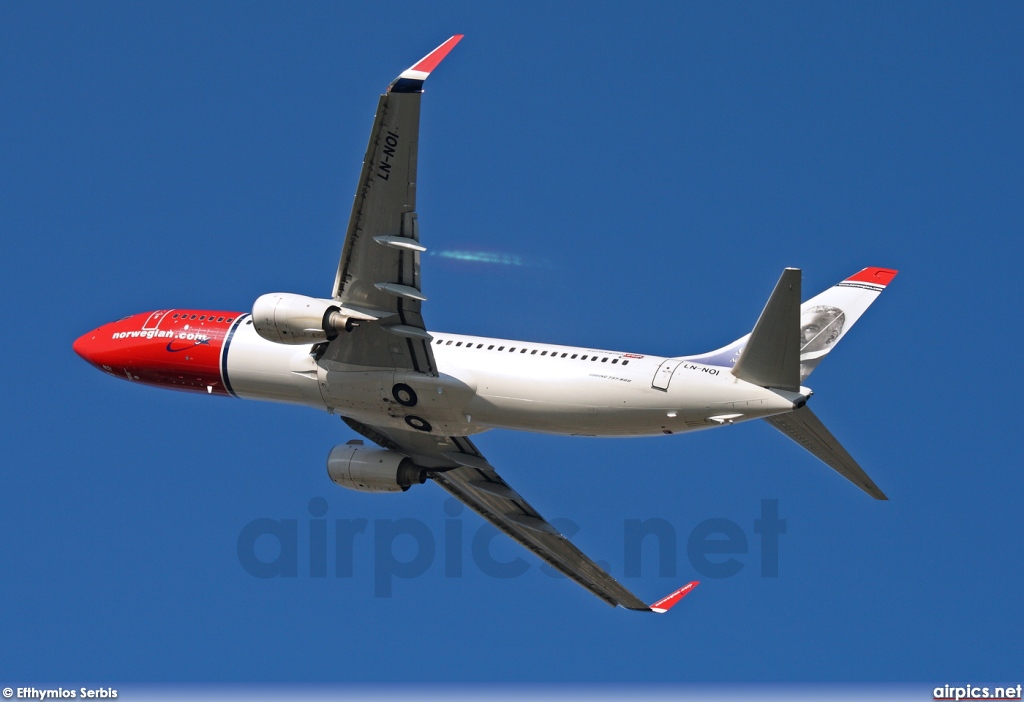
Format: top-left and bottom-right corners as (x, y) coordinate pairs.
(683, 266), (898, 383)
(764, 406), (888, 500)
(795, 266), (898, 381)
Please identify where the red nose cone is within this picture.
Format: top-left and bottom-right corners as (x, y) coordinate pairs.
(73, 329), (99, 364)
(73, 325), (122, 373)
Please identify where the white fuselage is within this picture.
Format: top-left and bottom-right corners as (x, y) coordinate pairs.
(223, 319), (799, 439)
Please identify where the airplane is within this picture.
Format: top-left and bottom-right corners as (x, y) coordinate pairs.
(72, 35), (897, 613)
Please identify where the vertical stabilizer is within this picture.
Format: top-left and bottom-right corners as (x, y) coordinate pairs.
(795, 267), (898, 381)
(683, 267), (898, 382)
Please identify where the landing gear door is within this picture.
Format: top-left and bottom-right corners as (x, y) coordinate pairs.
(652, 359), (682, 391)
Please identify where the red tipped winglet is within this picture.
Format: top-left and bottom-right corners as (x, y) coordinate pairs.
(648, 581), (699, 614)
(389, 35), (464, 93)
(844, 267), (898, 287)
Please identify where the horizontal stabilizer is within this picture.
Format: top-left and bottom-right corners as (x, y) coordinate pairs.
(732, 268), (802, 391)
(765, 406), (887, 500)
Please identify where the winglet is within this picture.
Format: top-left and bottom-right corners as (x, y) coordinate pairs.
(389, 35), (464, 94)
(648, 581), (699, 614)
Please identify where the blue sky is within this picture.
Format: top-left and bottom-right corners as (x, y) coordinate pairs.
(2, 1), (1022, 684)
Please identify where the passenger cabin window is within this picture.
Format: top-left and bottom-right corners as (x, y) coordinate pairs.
(622, 360), (629, 365)
(190, 314), (197, 320)
(488, 345), (494, 350)
(226, 318), (234, 324)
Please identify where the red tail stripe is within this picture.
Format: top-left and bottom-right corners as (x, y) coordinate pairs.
(844, 267), (898, 286)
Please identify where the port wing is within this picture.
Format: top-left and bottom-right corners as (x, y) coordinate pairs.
(342, 417), (699, 612)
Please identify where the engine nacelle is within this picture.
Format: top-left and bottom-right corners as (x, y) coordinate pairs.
(326, 443), (426, 493)
(252, 293), (356, 345)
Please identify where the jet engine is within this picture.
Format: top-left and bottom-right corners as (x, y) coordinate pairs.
(327, 442), (427, 493)
(252, 292), (359, 344)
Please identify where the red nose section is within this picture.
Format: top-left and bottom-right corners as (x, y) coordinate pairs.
(72, 330), (96, 363)
(73, 325), (129, 370)
(73, 310), (244, 395)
